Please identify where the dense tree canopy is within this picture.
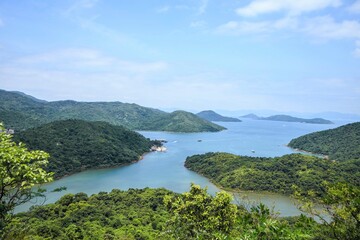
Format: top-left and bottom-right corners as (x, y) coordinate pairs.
(164, 183), (238, 238)
(3, 188), (172, 239)
(185, 152), (360, 196)
(13, 119), (157, 178)
(4, 185), (320, 240)
(288, 122), (360, 161)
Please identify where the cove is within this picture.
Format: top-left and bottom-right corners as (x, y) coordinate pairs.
(16, 119), (345, 215)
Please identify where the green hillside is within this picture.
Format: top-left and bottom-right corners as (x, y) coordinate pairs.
(197, 110), (242, 122)
(13, 119), (156, 178)
(288, 122), (360, 161)
(185, 152), (360, 196)
(0, 89), (224, 132)
(144, 110), (226, 132)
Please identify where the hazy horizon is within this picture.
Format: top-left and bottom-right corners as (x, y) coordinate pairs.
(0, 0), (359, 114)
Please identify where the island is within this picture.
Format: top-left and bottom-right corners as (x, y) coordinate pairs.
(197, 110), (242, 122)
(240, 113), (333, 124)
(240, 113), (261, 120)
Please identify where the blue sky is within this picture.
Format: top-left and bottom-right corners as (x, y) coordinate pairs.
(0, 0), (359, 114)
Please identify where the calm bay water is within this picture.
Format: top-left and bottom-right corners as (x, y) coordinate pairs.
(16, 119), (347, 215)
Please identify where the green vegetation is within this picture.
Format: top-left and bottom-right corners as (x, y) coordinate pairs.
(164, 183), (238, 238)
(0, 123), (53, 231)
(13, 119), (156, 178)
(6, 184), (357, 239)
(295, 182), (360, 240)
(197, 110), (242, 122)
(185, 152), (360, 196)
(144, 110), (226, 132)
(3, 188), (173, 239)
(0, 89), (225, 133)
(263, 115), (333, 124)
(288, 122), (360, 161)
(3, 185), (317, 240)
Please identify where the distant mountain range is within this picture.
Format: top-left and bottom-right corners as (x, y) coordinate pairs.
(0, 89), (225, 132)
(240, 113), (333, 124)
(196, 110), (242, 122)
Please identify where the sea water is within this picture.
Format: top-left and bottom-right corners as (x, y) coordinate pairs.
(15, 119), (347, 215)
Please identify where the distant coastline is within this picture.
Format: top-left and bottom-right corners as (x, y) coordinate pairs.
(241, 113), (333, 124)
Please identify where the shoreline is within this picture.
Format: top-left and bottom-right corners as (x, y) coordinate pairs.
(185, 165), (295, 198)
(286, 145), (329, 159)
(52, 151), (154, 181)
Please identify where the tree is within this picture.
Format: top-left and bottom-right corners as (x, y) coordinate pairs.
(164, 183), (238, 239)
(295, 182), (360, 239)
(0, 123), (53, 233)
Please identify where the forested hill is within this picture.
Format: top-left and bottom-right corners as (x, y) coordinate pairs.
(144, 110), (226, 132)
(288, 122), (360, 161)
(0, 89), (225, 132)
(13, 119), (156, 178)
(185, 152), (360, 196)
(196, 110), (242, 122)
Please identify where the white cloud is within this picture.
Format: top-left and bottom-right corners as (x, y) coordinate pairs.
(0, 51), (248, 109)
(216, 20), (272, 35)
(8, 49), (167, 74)
(348, 0), (360, 13)
(236, 0), (342, 17)
(216, 13), (360, 56)
(302, 16), (360, 39)
(216, 17), (298, 35)
(217, 14), (360, 40)
(0, 49), (170, 104)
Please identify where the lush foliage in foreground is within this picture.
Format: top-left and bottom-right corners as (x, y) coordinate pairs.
(185, 153), (360, 196)
(5, 184), (359, 239)
(13, 119), (155, 178)
(4, 188), (173, 239)
(3, 186), (318, 240)
(0, 123), (53, 231)
(3, 184), (360, 240)
(288, 122), (360, 161)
